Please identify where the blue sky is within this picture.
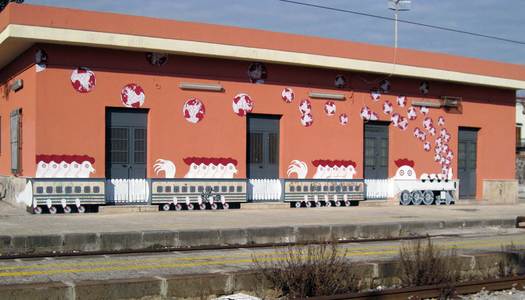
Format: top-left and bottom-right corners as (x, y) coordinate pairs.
(24, 0), (525, 65)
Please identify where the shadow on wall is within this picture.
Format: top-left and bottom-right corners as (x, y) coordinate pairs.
(0, 176), (31, 209)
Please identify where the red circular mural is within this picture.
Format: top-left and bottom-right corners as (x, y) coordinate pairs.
(183, 98), (206, 123)
(324, 101), (336, 116)
(70, 67), (96, 93)
(232, 93), (254, 116)
(281, 88), (294, 103)
(121, 84), (145, 108)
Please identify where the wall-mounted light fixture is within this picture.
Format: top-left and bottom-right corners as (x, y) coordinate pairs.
(179, 82), (224, 92)
(308, 92), (346, 101)
(411, 99), (441, 108)
(10, 79), (23, 92)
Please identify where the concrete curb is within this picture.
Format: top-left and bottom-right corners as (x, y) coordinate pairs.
(0, 252), (515, 299)
(0, 217), (517, 257)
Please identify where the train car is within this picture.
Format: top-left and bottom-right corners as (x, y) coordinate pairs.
(150, 179), (247, 211)
(284, 179), (365, 208)
(30, 178), (106, 214)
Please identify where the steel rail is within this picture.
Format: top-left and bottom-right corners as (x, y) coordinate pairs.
(302, 275), (525, 300)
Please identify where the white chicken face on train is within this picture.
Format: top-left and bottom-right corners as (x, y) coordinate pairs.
(394, 165), (416, 179)
(35, 161), (49, 178)
(54, 161), (71, 178)
(44, 161), (60, 178)
(223, 163), (238, 178)
(77, 161), (96, 178)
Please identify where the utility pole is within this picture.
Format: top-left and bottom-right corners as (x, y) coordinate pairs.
(388, 0), (411, 48)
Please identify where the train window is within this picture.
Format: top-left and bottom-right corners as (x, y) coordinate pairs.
(190, 186), (196, 193)
(173, 186), (179, 193)
(93, 186), (100, 193)
(165, 186), (171, 193)
(65, 187), (73, 194)
(290, 186), (295, 192)
(84, 186), (91, 193)
(205, 186), (212, 192)
(74, 186), (81, 193)
(221, 186), (227, 193)
(36, 187), (44, 194)
(354, 185), (360, 191)
(229, 186), (234, 193)
(296, 186), (302, 192)
(214, 186), (219, 192)
(348, 186), (354, 191)
(329, 186), (335, 191)
(157, 186), (164, 193)
(236, 186), (242, 192)
(55, 186), (63, 193)
(342, 186), (347, 192)
(303, 186), (309, 192)
(335, 186), (341, 192)
(197, 186), (204, 193)
(323, 186), (328, 192)
(182, 186), (188, 193)
(46, 186), (53, 194)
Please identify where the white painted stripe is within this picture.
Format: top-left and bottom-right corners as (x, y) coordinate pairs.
(2, 24), (525, 89)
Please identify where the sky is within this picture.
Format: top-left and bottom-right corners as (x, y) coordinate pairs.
(23, 0), (525, 66)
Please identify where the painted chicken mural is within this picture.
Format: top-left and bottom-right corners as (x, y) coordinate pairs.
(287, 160), (357, 179)
(183, 98), (206, 123)
(36, 155), (95, 178)
(154, 157), (238, 178)
(232, 93), (254, 116)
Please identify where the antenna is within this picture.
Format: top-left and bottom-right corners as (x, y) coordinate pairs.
(388, 0), (411, 48)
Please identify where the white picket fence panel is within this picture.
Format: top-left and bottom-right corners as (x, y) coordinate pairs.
(248, 179), (282, 201)
(108, 179), (149, 204)
(364, 179), (391, 200)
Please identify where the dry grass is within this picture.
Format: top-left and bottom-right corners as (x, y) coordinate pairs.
(252, 241), (362, 299)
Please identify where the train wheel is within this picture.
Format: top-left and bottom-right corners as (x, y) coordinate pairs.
(305, 201), (312, 208)
(211, 203), (218, 210)
(315, 202), (322, 208)
(77, 205), (86, 213)
(399, 190), (411, 206)
(187, 203), (194, 210)
(422, 190), (434, 205)
(162, 203), (171, 211)
(294, 202), (302, 208)
(48, 206), (58, 214)
(199, 203), (207, 210)
(33, 206), (43, 214)
(222, 203), (230, 210)
(63, 206), (72, 214)
(411, 191), (424, 205)
(325, 201), (332, 207)
(174, 204), (183, 211)
(344, 200), (351, 207)
(335, 201), (342, 207)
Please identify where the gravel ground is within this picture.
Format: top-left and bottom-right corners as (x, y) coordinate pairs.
(461, 288), (525, 299)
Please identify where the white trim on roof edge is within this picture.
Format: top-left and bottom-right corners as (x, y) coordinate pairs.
(2, 24), (525, 89)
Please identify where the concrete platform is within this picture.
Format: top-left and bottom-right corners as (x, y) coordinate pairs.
(0, 201), (524, 257)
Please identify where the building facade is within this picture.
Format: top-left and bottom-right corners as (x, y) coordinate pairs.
(1, 4), (524, 206)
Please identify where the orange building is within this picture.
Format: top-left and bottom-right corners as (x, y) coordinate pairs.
(1, 4), (524, 203)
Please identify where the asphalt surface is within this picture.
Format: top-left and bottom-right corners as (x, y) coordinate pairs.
(0, 227), (524, 286)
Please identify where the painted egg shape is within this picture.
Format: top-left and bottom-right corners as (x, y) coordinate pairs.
(339, 113), (349, 125)
(324, 101), (336, 116)
(281, 88), (294, 103)
(300, 113), (314, 127)
(299, 99), (312, 114)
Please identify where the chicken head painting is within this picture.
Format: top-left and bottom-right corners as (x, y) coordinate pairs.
(393, 159), (416, 179)
(121, 83), (146, 108)
(36, 155), (95, 178)
(184, 157), (238, 178)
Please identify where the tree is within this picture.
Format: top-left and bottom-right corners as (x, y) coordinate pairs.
(0, 0), (24, 13)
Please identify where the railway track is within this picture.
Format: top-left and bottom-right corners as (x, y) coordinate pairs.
(305, 275), (525, 300)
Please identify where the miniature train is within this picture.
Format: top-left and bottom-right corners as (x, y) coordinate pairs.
(26, 177), (456, 214)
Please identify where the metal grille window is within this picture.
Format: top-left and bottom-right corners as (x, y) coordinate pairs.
(134, 128), (146, 164)
(10, 108), (21, 174)
(268, 133), (278, 164)
(109, 127), (128, 164)
(249, 132), (263, 163)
